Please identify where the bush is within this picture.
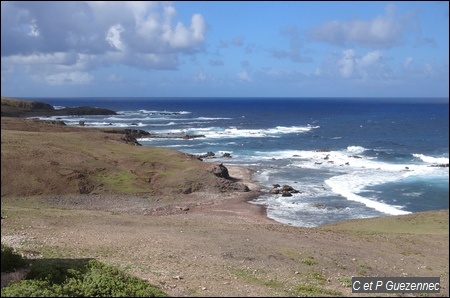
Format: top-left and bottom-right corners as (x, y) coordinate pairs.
(1, 244), (27, 273)
(1, 259), (168, 297)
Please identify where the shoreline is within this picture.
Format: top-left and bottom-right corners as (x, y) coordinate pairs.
(223, 164), (450, 229)
(2, 109), (449, 296)
(185, 164), (277, 224)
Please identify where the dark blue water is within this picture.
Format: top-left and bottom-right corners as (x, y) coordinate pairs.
(28, 97), (449, 227)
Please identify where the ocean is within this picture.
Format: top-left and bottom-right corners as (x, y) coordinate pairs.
(30, 97), (449, 227)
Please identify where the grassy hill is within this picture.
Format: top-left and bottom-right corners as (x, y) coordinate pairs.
(1, 117), (246, 198)
(1, 97), (116, 117)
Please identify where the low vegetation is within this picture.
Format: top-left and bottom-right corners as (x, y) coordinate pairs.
(1, 244), (168, 297)
(1, 244), (27, 273)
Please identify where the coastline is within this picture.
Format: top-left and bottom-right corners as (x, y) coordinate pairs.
(2, 100), (449, 297)
(150, 163), (276, 224)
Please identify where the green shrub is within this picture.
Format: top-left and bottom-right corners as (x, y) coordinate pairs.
(1, 259), (168, 297)
(300, 256), (317, 266)
(1, 244), (27, 273)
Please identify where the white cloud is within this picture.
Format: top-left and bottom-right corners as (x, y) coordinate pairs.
(309, 4), (416, 48)
(162, 13), (206, 49)
(360, 51), (382, 67)
(106, 24), (125, 52)
(1, 1), (207, 86)
(319, 49), (392, 80)
(28, 19), (40, 37)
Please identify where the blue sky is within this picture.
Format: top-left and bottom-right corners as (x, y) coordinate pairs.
(1, 1), (448, 98)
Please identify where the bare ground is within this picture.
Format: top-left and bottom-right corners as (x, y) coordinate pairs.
(1, 166), (448, 297)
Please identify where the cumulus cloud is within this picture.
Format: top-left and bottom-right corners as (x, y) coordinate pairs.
(308, 4), (417, 48)
(1, 1), (207, 85)
(319, 49), (392, 80)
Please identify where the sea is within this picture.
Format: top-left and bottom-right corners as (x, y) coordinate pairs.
(28, 97), (449, 227)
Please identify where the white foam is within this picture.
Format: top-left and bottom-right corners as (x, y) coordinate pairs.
(196, 117), (232, 120)
(413, 153), (449, 164)
(124, 109), (191, 115)
(149, 122), (177, 126)
(346, 146), (366, 154)
(325, 171), (411, 215)
(250, 147), (446, 215)
(154, 125), (319, 140)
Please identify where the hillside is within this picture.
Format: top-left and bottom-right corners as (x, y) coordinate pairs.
(1, 97), (117, 117)
(1, 117), (249, 199)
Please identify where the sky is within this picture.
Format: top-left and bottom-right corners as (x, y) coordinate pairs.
(1, 1), (449, 98)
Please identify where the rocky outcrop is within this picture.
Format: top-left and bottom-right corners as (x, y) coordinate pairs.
(197, 152), (216, 160)
(211, 163), (230, 179)
(269, 184), (301, 197)
(31, 119), (67, 126)
(51, 106), (117, 116)
(205, 163), (250, 193)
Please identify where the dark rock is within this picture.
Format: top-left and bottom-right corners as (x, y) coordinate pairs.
(121, 134), (142, 146)
(281, 191), (292, 197)
(282, 185), (294, 192)
(124, 129), (150, 138)
(211, 163), (230, 179)
(197, 152), (215, 159)
(32, 119), (66, 126)
(182, 134), (206, 139)
(428, 164), (449, 168)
